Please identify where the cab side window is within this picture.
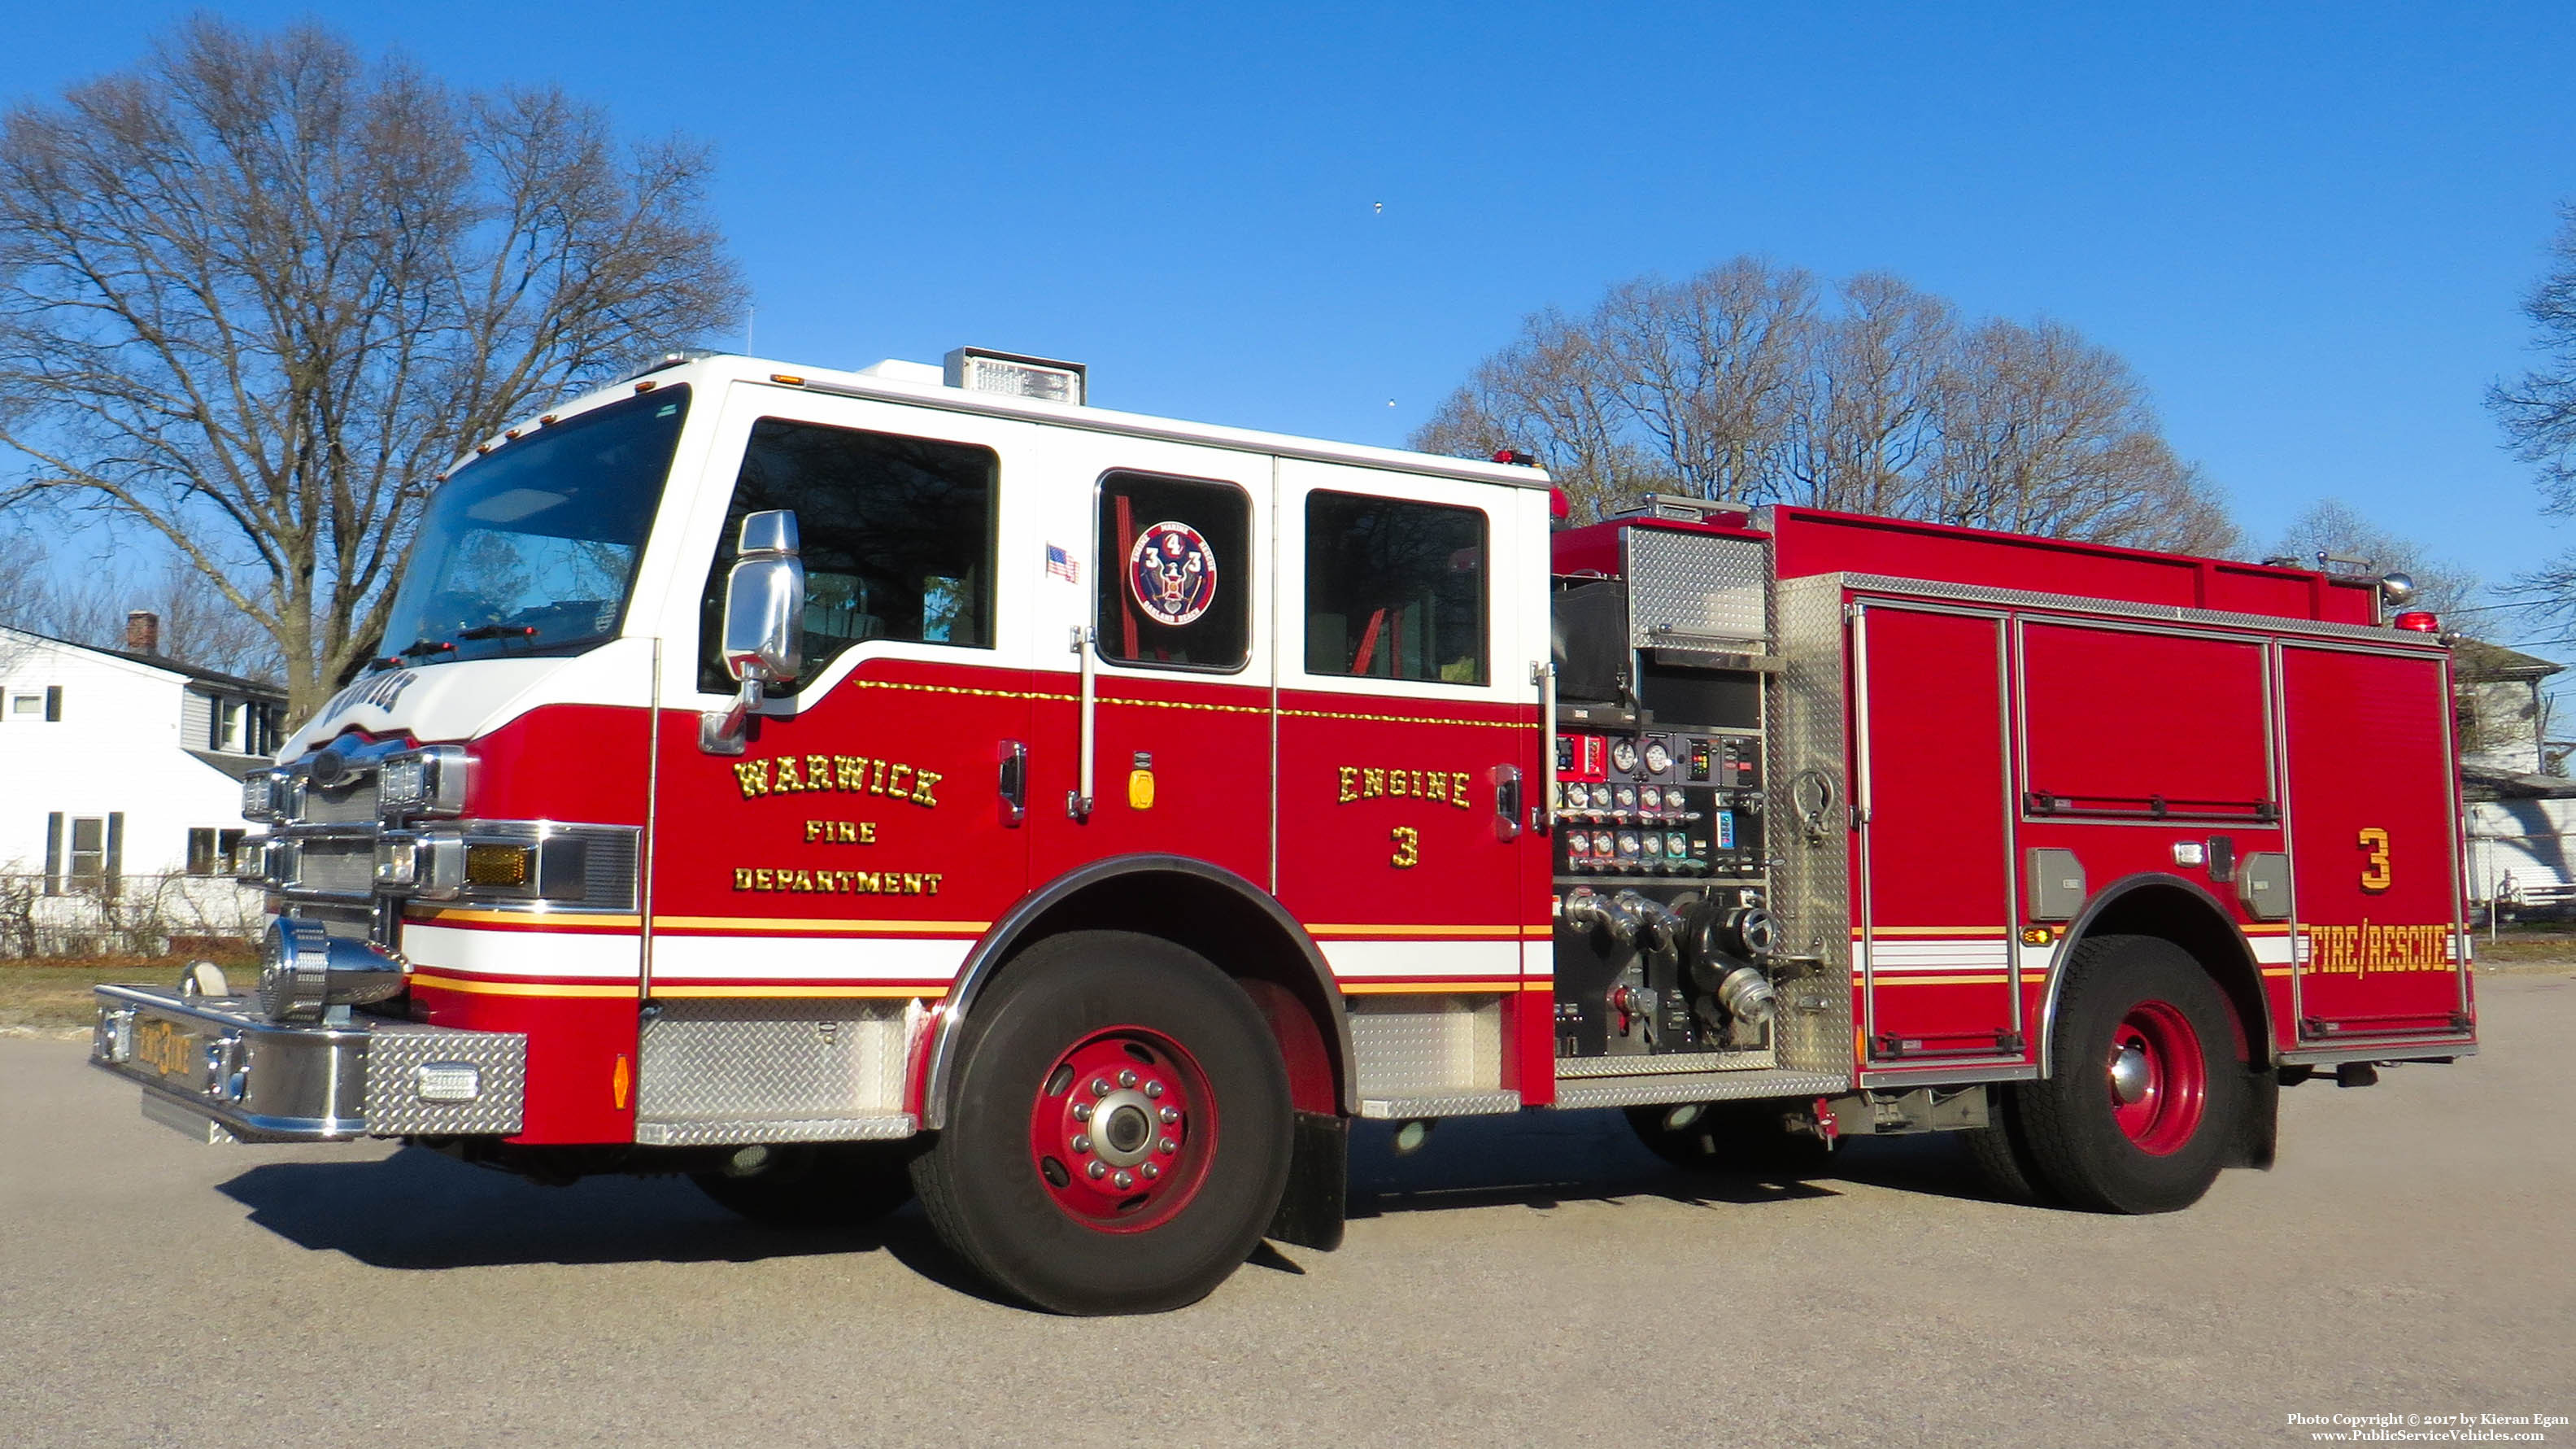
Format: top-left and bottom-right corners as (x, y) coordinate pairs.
(1096, 471), (1251, 672)
(699, 420), (996, 693)
(1304, 491), (1487, 685)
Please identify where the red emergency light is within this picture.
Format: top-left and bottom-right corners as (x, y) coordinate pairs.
(2393, 611), (2440, 633)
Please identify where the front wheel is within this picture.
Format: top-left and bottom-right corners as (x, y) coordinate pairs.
(911, 931), (1292, 1315)
(2012, 934), (2247, 1214)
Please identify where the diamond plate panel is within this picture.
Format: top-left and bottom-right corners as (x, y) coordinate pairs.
(1766, 574), (1857, 1082)
(1355, 1090), (1521, 1119)
(1554, 1049), (1774, 1078)
(632, 1114), (916, 1146)
(1627, 530), (1769, 650)
(1551, 1066), (1853, 1110)
(637, 1001), (909, 1122)
(1349, 995), (1502, 1097)
(363, 1025), (528, 1136)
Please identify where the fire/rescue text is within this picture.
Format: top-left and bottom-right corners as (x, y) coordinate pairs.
(733, 754), (941, 807)
(2299, 919), (2457, 975)
(732, 866), (943, 896)
(1336, 765), (1474, 809)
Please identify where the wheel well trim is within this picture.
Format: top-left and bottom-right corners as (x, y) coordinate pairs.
(916, 853), (1356, 1128)
(2038, 871), (2272, 1077)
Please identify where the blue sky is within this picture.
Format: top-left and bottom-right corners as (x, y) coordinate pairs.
(6, 3), (2574, 634)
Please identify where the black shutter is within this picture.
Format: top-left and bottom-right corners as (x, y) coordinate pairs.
(43, 812), (61, 896)
(44, 685), (62, 722)
(105, 812), (123, 898)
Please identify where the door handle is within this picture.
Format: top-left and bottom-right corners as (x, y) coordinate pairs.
(1491, 764), (1523, 842)
(997, 739), (1027, 827)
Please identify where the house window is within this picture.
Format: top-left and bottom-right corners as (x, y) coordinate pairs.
(219, 699), (243, 753)
(63, 814), (120, 893)
(187, 827), (246, 875)
(10, 692), (43, 718)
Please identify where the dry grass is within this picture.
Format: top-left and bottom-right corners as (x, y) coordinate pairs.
(2471, 930), (2576, 971)
(0, 950), (257, 1032)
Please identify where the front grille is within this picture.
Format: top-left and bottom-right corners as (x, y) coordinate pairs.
(300, 776), (380, 824)
(294, 836), (377, 897)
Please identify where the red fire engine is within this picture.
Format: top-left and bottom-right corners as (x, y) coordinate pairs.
(93, 347), (2474, 1315)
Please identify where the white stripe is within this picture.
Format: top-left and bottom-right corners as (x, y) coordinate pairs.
(648, 934), (970, 984)
(2249, 937), (2296, 965)
(1323, 939), (1523, 980)
(403, 923), (639, 980)
(1860, 941), (2012, 971)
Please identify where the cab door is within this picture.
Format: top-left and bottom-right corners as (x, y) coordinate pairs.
(1272, 460), (1537, 994)
(647, 386), (1035, 995)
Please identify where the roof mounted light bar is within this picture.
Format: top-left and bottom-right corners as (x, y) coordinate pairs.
(1610, 493), (1753, 525)
(944, 347), (1087, 406)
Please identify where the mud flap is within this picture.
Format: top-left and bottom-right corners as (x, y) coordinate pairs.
(2228, 1062), (2278, 1170)
(1266, 1111), (1347, 1250)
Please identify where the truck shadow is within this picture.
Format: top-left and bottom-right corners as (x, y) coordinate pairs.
(1345, 1109), (2005, 1218)
(213, 1111), (2013, 1282)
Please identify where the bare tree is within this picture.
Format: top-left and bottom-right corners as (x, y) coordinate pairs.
(2491, 202), (2576, 626)
(1410, 258), (2238, 553)
(0, 19), (744, 718)
(2266, 500), (2476, 619)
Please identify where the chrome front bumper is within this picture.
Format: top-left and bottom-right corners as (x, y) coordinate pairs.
(91, 985), (528, 1143)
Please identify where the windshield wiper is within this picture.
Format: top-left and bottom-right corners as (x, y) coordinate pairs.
(459, 624), (538, 642)
(398, 638), (458, 659)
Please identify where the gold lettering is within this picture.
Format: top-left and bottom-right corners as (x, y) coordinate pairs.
(1451, 771), (1472, 809)
(870, 759), (890, 795)
(889, 763), (913, 798)
(753, 868), (774, 889)
(835, 756), (867, 791)
(1339, 766), (1358, 803)
(733, 761), (771, 798)
(1362, 767), (1384, 799)
(804, 821), (822, 842)
(807, 755), (831, 792)
(734, 867), (753, 888)
(1424, 772), (1445, 804)
(774, 757), (804, 792)
(909, 770), (941, 808)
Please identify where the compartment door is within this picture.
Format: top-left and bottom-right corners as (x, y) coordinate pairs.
(1855, 603), (2021, 1065)
(2280, 645), (2470, 1044)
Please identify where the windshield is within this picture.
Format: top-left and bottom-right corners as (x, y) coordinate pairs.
(375, 387), (691, 667)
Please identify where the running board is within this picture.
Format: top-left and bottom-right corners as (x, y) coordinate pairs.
(1550, 1068), (1851, 1111)
(633, 1113), (917, 1146)
(1355, 1091), (1522, 1119)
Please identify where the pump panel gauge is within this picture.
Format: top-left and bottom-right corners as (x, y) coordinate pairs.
(1610, 738), (1641, 774)
(1643, 739), (1673, 775)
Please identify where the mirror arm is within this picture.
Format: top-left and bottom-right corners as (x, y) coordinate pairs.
(699, 674), (763, 756)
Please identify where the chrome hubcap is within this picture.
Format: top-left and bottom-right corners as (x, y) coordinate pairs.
(2109, 1042), (2151, 1105)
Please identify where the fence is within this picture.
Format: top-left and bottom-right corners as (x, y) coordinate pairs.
(0, 872), (264, 959)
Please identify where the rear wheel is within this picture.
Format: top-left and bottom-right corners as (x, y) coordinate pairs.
(2013, 934), (2246, 1214)
(912, 931), (1292, 1315)
(691, 1142), (917, 1227)
(1625, 1099), (1831, 1176)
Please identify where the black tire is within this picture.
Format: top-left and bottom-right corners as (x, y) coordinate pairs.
(911, 930), (1293, 1315)
(2013, 934), (2247, 1214)
(1625, 1098), (1832, 1176)
(691, 1142), (917, 1227)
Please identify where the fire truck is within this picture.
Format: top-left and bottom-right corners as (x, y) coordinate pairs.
(91, 347), (2475, 1316)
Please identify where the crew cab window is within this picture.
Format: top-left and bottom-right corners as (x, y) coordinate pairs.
(1096, 471), (1251, 672)
(1304, 491), (1487, 685)
(699, 420), (997, 693)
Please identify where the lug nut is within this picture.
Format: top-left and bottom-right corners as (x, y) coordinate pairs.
(1118, 1069), (1139, 1089)
(1158, 1105), (1179, 1124)
(1144, 1080), (1163, 1099)
(1091, 1077), (1111, 1097)
(1071, 1102), (1093, 1121)
(1157, 1136), (1177, 1154)
(1113, 1170), (1133, 1189)
(1072, 1134), (1092, 1154)
(1141, 1162), (1160, 1181)
(1086, 1160), (1107, 1180)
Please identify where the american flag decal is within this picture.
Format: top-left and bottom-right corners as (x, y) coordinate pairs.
(1045, 543), (1079, 583)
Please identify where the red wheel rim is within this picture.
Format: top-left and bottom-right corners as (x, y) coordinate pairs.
(1027, 1026), (1214, 1233)
(2107, 999), (2207, 1155)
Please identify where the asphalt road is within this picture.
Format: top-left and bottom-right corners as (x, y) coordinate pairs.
(4, 978), (2571, 1449)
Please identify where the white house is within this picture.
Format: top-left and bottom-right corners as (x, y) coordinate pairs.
(0, 612), (283, 954)
(2453, 638), (2576, 910)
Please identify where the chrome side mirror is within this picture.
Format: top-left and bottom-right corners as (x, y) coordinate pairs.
(701, 510), (804, 755)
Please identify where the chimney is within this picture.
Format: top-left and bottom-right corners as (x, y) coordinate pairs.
(126, 610), (160, 656)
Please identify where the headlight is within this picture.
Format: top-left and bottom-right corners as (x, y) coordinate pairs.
(376, 832), (464, 898)
(242, 770), (279, 822)
(377, 746), (469, 818)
